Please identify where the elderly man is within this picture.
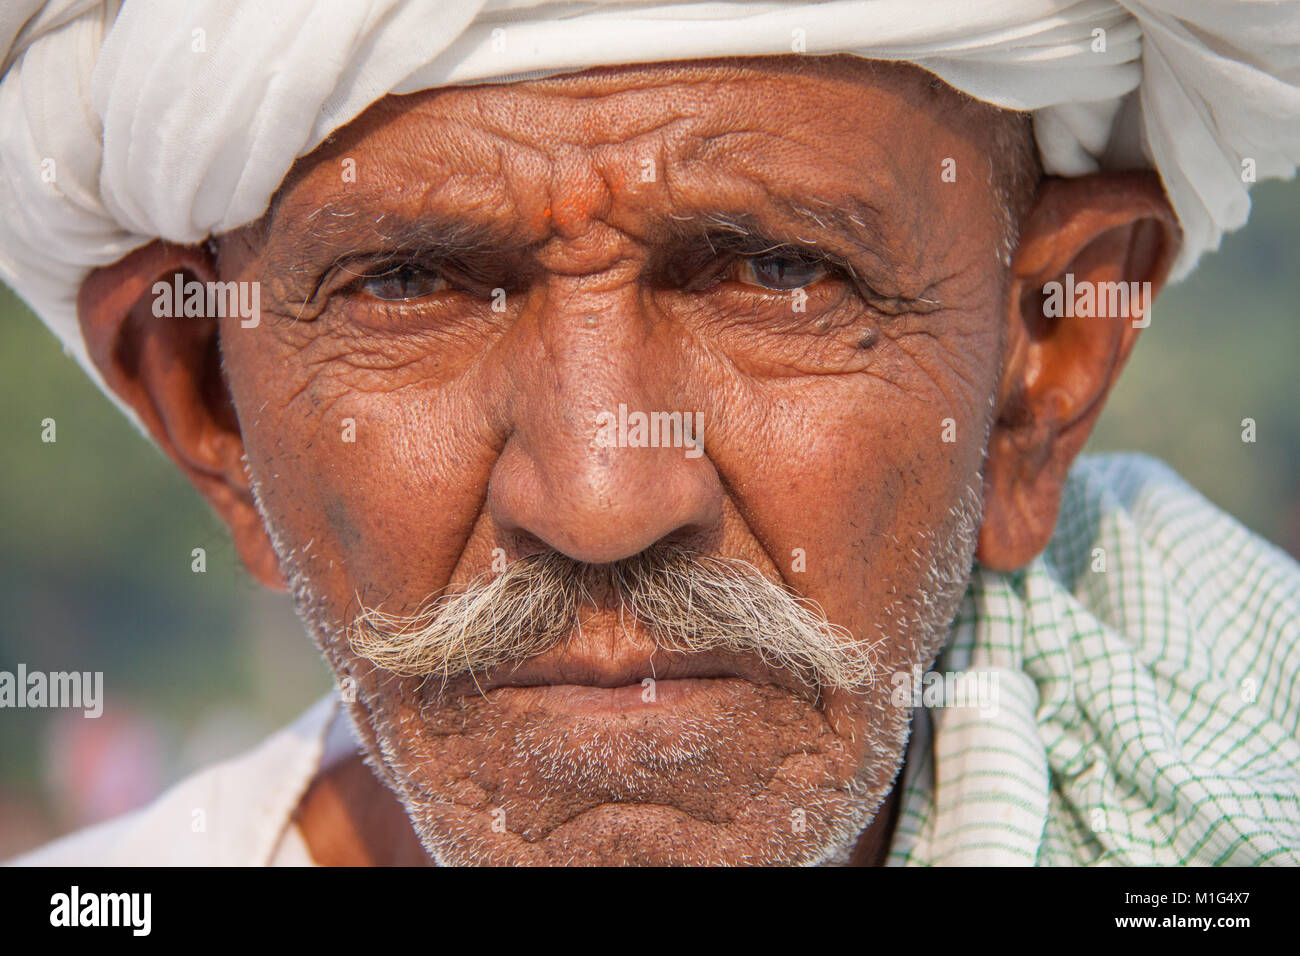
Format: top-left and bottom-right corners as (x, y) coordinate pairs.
(3, 0), (1298, 867)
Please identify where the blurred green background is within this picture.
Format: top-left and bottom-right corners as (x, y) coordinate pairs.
(1, 180), (1297, 858)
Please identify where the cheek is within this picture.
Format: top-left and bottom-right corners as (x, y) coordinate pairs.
(703, 316), (998, 726)
(707, 315), (997, 581)
(219, 321), (502, 620)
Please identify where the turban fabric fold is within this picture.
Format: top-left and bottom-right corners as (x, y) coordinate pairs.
(1, 0), (1298, 428)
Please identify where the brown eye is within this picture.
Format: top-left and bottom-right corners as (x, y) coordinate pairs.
(357, 264), (448, 301)
(736, 253), (828, 291)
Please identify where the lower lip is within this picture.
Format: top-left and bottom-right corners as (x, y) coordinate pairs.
(485, 677), (747, 715)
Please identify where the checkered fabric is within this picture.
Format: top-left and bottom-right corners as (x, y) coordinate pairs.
(888, 452), (1300, 866)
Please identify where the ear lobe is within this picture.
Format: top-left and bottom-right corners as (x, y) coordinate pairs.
(977, 172), (1181, 571)
(76, 240), (287, 592)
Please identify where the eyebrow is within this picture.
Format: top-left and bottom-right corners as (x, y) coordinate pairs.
(259, 194), (537, 303)
(276, 196), (525, 264)
(265, 187), (909, 297)
(652, 196), (903, 289)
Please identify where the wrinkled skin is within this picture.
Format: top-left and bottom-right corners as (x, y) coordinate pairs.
(77, 55), (1179, 865)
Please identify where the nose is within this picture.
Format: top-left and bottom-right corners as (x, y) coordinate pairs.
(486, 289), (723, 564)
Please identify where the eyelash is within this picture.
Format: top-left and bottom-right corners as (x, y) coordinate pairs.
(340, 251), (842, 299)
(687, 246), (921, 317)
(325, 242), (932, 318)
(707, 248), (846, 291)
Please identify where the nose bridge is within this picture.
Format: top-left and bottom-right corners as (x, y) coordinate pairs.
(487, 270), (721, 564)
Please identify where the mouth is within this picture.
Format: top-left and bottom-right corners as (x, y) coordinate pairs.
(421, 636), (823, 715)
(483, 676), (765, 715)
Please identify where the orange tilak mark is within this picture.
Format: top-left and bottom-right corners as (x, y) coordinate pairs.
(526, 206), (553, 231)
(552, 197), (599, 229)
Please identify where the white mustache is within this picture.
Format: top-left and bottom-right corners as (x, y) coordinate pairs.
(347, 546), (881, 692)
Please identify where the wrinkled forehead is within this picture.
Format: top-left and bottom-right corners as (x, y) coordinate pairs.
(244, 56), (1016, 282)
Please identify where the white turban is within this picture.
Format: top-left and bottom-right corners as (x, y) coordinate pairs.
(2, 0), (1298, 424)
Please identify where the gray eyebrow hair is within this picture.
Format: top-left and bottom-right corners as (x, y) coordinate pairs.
(662, 196), (900, 286)
(263, 188), (905, 296)
(283, 187), (890, 251)
(299, 197), (512, 253)
(664, 196), (887, 243)
(263, 195), (530, 293)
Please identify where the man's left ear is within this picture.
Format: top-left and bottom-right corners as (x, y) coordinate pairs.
(978, 170), (1181, 571)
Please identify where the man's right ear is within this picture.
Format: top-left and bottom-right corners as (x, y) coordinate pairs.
(76, 240), (287, 592)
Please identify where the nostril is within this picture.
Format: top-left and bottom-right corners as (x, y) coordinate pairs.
(493, 529), (554, 564)
(654, 521), (724, 561)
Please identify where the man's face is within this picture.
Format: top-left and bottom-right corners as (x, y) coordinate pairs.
(215, 56), (1014, 865)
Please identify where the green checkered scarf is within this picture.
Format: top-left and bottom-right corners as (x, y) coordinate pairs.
(887, 452), (1300, 866)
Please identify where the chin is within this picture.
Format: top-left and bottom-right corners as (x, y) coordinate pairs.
(349, 674), (911, 866)
(409, 801), (877, 866)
